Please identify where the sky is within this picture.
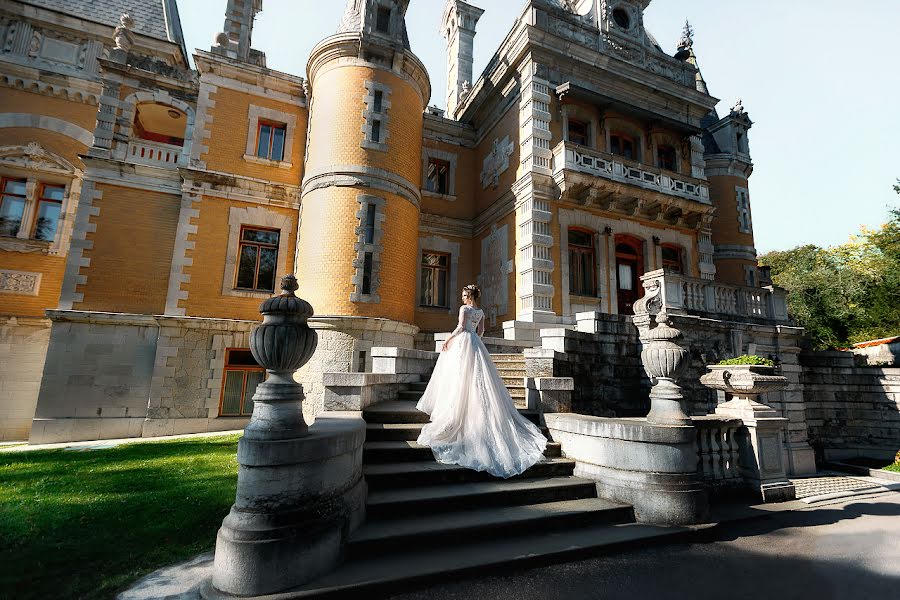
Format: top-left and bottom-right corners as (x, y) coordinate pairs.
(176, 0), (900, 253)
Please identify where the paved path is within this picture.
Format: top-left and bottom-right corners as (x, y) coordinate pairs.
(389, 493), (900, 600)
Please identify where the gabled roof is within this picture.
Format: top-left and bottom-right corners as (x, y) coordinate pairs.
(22, 0), (187, 56)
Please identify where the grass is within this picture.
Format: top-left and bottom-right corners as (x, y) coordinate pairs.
(885, 462), (900, 473)
(0, 434), (240, 600)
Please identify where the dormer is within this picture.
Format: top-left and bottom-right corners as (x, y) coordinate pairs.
(339, 0), (412, 50)
(708, 99), (753, 159)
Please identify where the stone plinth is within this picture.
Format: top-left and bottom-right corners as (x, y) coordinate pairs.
(208, 415), (366, 597)
(545, 413), (709, 525)
(526, 377), (574, 413)
(371, 346), (438, 376)
(701, 365), (797, 502)
(322, 372), (420, 411)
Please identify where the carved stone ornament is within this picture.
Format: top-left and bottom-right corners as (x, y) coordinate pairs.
(0, 144), (78, 176)
(480, 136), (514, 189)
(113, 13), (135, 52)
(731, 98), (745, 115)
(677, 20), (694, 50)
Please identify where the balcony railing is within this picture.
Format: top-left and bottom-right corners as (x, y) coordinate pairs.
(552, 142), (710, 204)
(640, 269), (790, 324)
(126, 139), (183, 168)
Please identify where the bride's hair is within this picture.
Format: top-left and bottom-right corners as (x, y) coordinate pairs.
(463, 284), (481, 301)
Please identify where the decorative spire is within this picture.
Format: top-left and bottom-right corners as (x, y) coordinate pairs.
(677, 19), (693, 50)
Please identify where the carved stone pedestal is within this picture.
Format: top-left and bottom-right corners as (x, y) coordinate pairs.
(701, 365), (796, 503)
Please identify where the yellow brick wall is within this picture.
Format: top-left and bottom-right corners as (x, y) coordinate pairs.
(297, 186), (419, 323)
(0, 88), (97, 132)
(181, 196), (297, 321)
(76, 184), (180, 314)
(200, 86), (307, 185)
(306, 65), (424, 187)
(0, 253), (65, 317)
(709, 173), (756, 286)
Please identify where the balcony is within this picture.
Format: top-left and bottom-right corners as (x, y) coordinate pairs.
(640, 269), (790, 324)
(126, 139), (184, 169)
(552, 142), (714, 229)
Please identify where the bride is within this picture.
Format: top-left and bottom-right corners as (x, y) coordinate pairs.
(416, 284), (548, 478)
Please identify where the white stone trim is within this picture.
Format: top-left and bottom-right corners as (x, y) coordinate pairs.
(421, 147), (458, 197)
(0, 269), (41, 295)
(416, 235), (460, 314)
(0, 113), (93, 146)
(164, 189), (201, 315)
(243, 104), (297, 166)
(736, 185), (752, 234)
(222, 205), (293, 299)
(350, 195), (386, 303)
(558, 208), (695, 316)
(58, 180), (101, 309)
(361, 80), (392, 152)
(190, 82), (217, 169)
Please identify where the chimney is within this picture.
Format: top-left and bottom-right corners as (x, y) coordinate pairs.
(442, 1), (484, 118)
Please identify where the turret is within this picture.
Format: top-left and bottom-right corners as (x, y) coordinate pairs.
(297, 0), (431, 324)
(442, 0), (484, 118)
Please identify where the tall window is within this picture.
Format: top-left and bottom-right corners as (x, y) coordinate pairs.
(568, 229), (596, 297)
(34, 184), (64, 241)
(256, 120), (286, 162)
(737, 188), (752, 233)
(370, 119), (382, 144)
(657, 145), (677, 171)
(661, 244), (683, 274)
(426, 158), (450, 194)
(219, 349), (265, 417)
(236, 226), (279, 292)
(373, 90), (384, 113)
(420, 252), (450, 307)
(567, 119), (589, 146)
(364, 203), (376, 244)
(362, 252), (374, 295)
(376, 6), (391, 33)
(610, 132), (636, 160)
(615, 236), (644, 315)
(0, 178), (27, 237)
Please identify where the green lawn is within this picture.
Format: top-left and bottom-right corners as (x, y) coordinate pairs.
(0, 435), (240, 600)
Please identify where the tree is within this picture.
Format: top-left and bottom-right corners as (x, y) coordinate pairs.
(759, 204), (900, 350)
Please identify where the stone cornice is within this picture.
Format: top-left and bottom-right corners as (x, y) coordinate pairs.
(423, 113), (476, 147)
(98, 58), (198, 95)
(306, 33), (431, 109)
(704, 155), (754, 179)
(194, 50), (306, 105)
(301, 164), (421, 210)
(0, 62), (102, 105)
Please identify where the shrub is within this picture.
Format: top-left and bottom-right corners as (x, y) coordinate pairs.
(717, 355), (775, 367)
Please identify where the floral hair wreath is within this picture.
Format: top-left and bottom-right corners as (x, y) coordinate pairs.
(463, 284), (481, 300)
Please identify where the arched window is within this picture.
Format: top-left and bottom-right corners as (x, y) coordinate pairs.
(656, 145), (677, 171)
(615, 235), (644, 314)
(568, 228), (596, 297)
(567, 119), (589, 146)
(661, 244), (684, 274)
(133, 103), (187, 146)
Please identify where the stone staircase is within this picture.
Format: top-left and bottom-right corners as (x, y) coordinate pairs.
(350, 376), (635, 570)
(490, 353), (528, 408)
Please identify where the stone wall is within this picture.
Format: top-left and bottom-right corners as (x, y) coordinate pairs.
(800, 351), (900, 462)
(296, 316), (418, 421)
(0, 317), (51, 441)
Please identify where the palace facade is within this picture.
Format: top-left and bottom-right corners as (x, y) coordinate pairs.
(0, 0), (768, 443)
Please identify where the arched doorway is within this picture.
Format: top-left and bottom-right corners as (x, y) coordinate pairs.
(615, 235), (644, 315)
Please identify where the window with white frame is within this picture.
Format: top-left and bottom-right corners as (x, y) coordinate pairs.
(1, 177), (65, 242)
(362, 81), (392, 151)
(244, 105), (297, 166)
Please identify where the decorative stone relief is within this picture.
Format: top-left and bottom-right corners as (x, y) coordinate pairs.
(0, 143), (79, 176)
(477, 224), (509, 325)
(0, 270), (41, 295)
(480, 136), (514, 190)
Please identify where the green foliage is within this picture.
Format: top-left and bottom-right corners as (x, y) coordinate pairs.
(760, 205), (900, 350)
(717, 355), (775, 366)
(0, 434), (240, 599)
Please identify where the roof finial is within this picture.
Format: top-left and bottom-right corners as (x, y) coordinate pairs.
(678, 19), (693, 50)
(732, 98), (745, 115)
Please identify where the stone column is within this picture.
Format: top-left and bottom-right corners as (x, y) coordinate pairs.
(208, 275), (367, 597)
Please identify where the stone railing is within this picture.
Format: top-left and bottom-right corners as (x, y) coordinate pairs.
(552, 142), (710, 204)
(126, 139), (183, 168)
(640, 269), (790, 323)
(692, 415), (742, 490)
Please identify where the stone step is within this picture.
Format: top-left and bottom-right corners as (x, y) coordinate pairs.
(365, 476), (598, 520)
(407, 382), (429, 392)
(363, 440), (560, 463)
(348, 497), (633, 557)
(397, 390), (424, 402)
(501, 376), (526, 388)
(282, 521), (679, 598)
(363, 457), (575, 489)
(497, 369), (527, 378)
(363, 401), (429, 424)
(365, 422), (425, 442)
(489, 353), (525, 362)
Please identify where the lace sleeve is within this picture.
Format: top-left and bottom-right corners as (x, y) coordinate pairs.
(445, 306), (466, 342)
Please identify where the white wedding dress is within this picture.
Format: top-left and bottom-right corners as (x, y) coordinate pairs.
(416, 305), (547, 478)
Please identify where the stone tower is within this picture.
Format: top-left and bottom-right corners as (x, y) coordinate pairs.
(442, 0), (484, 118)
(703, 99), (758, 287)
(297, 0), (431, 326)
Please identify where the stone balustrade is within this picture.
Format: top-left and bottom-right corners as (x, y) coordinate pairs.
(640, 269), (789, 324)
(126, 139), (183, 168)
(692, 415), (742, 490)
(553, 141), (710, 204)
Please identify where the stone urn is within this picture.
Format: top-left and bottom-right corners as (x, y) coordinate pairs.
(699, 364), (787, 419)
(245, 273), (317, 440)
(642, 311), (691, 426)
